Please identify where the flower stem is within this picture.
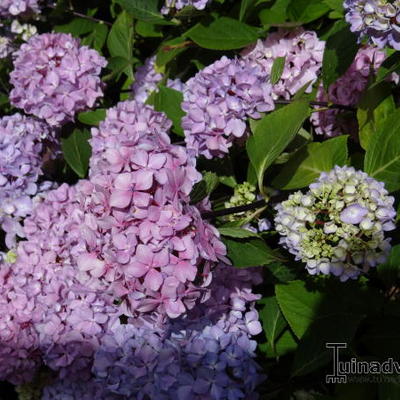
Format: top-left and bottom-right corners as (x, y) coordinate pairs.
(275, 99), (355, 111)
(201, 199), (267, 219)
(48, 4), (113, 26)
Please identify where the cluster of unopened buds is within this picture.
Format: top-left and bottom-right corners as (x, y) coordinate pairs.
(225, 182), (270, 233)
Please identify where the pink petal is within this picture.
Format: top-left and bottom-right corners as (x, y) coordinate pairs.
(134, 170), (154, 190)
(144, 269), (163, 291)
(110, 190), (132, 208)
(124, 260), (148, 278)
(114, 172), (133, 190)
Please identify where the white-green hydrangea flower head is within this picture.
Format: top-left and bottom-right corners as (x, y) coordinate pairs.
(274, 166), (396, 281)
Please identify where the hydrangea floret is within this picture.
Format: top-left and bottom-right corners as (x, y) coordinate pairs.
(10, 33), (107, 126)
(275, 166), (395, 281)
(344, 0), (400, 50)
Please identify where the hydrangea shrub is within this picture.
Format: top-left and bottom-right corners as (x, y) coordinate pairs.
(0, 1), (399, 399)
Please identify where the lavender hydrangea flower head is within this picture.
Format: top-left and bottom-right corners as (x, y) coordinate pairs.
(310, 46), (388, 137)
(242, 28), (325, 100)
(182, 56), (275, 159)
(161, 0), (212, 14)
(91, 264), (263, 399)
(131, 56), (185, 104)
(0, 113), (57, 247)
(344, 0), (400, 50)
(10, 33), (107, 126)
(0, 0), (41, 18)
(275, 166), (395, 281)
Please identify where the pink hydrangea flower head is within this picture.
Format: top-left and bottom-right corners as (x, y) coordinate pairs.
(10, 33), (107, 126)
(242, 28), (325, 100)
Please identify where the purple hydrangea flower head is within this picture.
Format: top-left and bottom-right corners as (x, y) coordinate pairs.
(242, 28), (325, 100)
(344, 0), (400, 50)
(275, 166), (395, 281)
(91, 264), (264, 399)
(10, 33), (107, 126)
(0, 113), (57, 247)
(132, 56), (184, 103)
(0, 0), (41, 18)
(310, 46), (390, 137)
(161, 0), (212, 14)
(182, 56), (275, 159)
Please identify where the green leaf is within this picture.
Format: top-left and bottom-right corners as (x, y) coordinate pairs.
(218, 227), (260, 239)
(292, 312), (363, 376)
(357, 83), (394, 150)
(239, 0), (254, 21)
(189, 171), (219, 204)
(372, 51), (400, 89)
(323, 0), (344, 15)
(61, 129), (92, 178)
(156, 37), (189, 67)
(264, 262), (298, 283)
(260, 328), (298, 357)
(259, 297), (287, 346)
(270, 56), (286, 85)
(272, 135), (348, 190)
(222, 237), (284, 267)
(78, 109), (106, 126)
(322, 20), (358, 90)
(104, 56), (134, 81)
(186, 17), (258, 50)
(107, 11), (134, 60)
(288, 0), (330, 23)
(364, 107), (400, 192)
(54, 18), (97, 36)
(116, 0), (174, 24)
(277, 280), (380, 376)
(276, 280), (322, 339)
(135, 20), (162, 37)
(259, 0), (290, 25)
(147, 86), (185, 136)
(81, 23), (109, 52)
(247, 100), (310, 192)
(378, 245), (400, 288)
